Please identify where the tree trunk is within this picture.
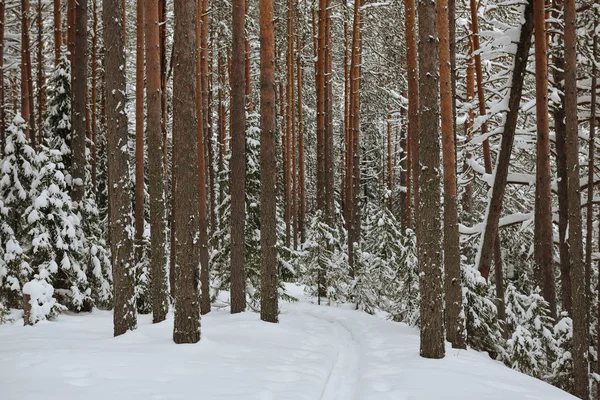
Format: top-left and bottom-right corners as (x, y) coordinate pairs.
(297, 33), (306, 244)
(324, 0), (334, 221)
(217, 51), (226, 211)
(146, 0), (169, 323)
(159, 0), (168, 178)
(462, 36), (475, 219)
(418, 0), (445, 359)
(552, 0), (571, 314)
(438, 0), (465, 349)
(469, 0), (492, 173)
(387, 111), (392, 211)
(587, 9), (597, 358)
(53, 0), (61, 65)
(67, 0), (75, 66)
(71, 0), (87, 202)
(172, 0), (201, 344)
(348, 0), (361, 276)
(259, 0), (279, 323)
(533, 0), (556, 319)
(103, 0), (137, 337)
(230, 0), (247, 314)
(288, 0), (297, 248)
(135, 0), (145, 265)
(0, 0), (5, 155)
(196, 0), (211, 316)
(91, 0), (98, 192)
(404, 0), (418, 230)
(36, 0), (44, 142)
(21, 0), (32, 140)
(316, 0), (326, 215)
(476, 0), (534, 279)
(565, 0), (588, 395)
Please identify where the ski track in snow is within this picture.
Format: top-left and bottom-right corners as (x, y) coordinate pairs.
(313, 319), (359, 400)
(0, 284), (577, 400)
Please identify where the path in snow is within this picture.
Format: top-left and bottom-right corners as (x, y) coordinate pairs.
(0, 284), (576, 400)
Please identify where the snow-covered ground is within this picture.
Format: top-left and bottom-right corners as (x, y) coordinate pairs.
(1, 284), (575, 400)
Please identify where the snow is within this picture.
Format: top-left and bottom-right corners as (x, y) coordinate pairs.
(0, 284), (575, 400)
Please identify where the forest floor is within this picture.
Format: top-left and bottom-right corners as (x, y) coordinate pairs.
(0, 284), (575, 400)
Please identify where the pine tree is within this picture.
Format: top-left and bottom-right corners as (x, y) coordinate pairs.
(298, 210), (349, 305)
(0, 116), (36, 308)
(26, 146), (91, 311)
(43, 54), (72, 179)
(503, 284), (554, 378)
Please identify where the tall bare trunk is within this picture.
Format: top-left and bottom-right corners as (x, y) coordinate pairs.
(404, 0), (418, 230)
(91, 0), (98, 192)
(21, 0), (32, 140)
(197, 0), (211, 316)
(533, 0), (556, 319)
(418, 0), (445, 359)
(0, 1), (5, 155)
(53, 0), (61, 65)
(552, 0), (571, 314)
(71, 0), (87, 202)
(297, 32), (306, 244)
(172, 0), (201, 344)
(438, 0), (465, 349)
(230, 0), (247, 314)
(135, 0), (145, 265)
(104, 0), (137, 337)
(259, 0), (279, 323)
(36, 0), (44, 142)
(146, 0), (169, 323)
(564, 0), (588, 395)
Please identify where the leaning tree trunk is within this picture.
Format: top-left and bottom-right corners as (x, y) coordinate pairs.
(71, 0), (87, 203)
(476, 0), (534, 279)
(564, 0), (588, 395)
(259, 0), (279, 323)
(230, 0), (247, 314)
(417, 0), (445, 359)
(146, 0), (169, 323)
(103, 0), (137, 337)
(172, 0), (201, 344)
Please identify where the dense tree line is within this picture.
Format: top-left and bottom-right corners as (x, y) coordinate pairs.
(0, 0), (598, 397)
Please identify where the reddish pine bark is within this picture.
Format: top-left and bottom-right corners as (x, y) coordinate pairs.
(135, 0), (145, 264)
(196, 0), (211, 316)
(404, 0), (418, 230)
(259, 0), (279, 323)
(564, 0), (588, 395)
(438, 0), (465, 349)
(533, 0), (556, 318)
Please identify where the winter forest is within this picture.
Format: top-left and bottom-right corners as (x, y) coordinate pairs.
(0, 0), (598, 398)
